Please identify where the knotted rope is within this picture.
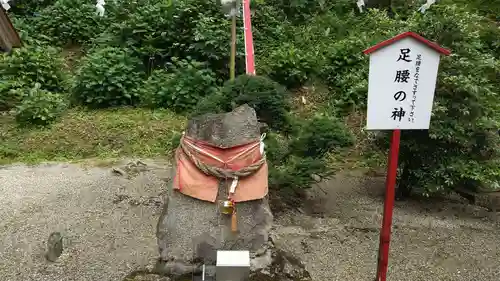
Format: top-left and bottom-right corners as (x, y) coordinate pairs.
(179, 135), (266, 180)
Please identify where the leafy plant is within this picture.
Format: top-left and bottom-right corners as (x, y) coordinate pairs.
(103, 0), (223, 69)
(269, 155), (330, 205)
(8, 0), (56, 15)
(266, 0), (331, 22)
(72, 47), (144, 108)
(194, 75), (291, 130)
(0, 45), (68, 110)
(189, 14), (245, 79)
(139, 58), (217, 112)
(264, 132), (290, 165)
(290, 115), (354, 158)
(14, 84), (67, 126)
(30, 0), (106, 46)
(375, 5), (500, 196)
(0, 45), (68, 92)
(260, 42), (318, 89)
(0, 80), (27, 111)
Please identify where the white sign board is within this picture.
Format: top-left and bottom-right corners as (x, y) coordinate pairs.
(366, 36), (444, 130)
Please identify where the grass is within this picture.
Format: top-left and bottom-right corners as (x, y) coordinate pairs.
(0, 107), (186, 164)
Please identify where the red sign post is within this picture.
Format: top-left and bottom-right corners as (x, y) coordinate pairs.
(375, 129), (401, 281)
(363, 32), (450, 281)
(242, 0), (255, 75)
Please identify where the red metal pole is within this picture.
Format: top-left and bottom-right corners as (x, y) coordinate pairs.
(242, 0), (256, 75)
(376, 129), (401, 281)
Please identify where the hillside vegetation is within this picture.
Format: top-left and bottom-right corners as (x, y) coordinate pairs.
(0, 0), (499, 201)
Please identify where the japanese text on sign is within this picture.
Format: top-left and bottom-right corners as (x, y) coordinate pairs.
(366, 34), (446, 130)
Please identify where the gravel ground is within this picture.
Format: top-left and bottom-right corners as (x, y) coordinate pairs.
(0, 161), (170, 281)
(0, 163), (499, 281)
(274, 172), (500, 281)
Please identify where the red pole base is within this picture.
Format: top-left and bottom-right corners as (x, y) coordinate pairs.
(376, 129), (401, 281)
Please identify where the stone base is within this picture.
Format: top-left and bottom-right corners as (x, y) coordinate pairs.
(156, 181), (273, 276)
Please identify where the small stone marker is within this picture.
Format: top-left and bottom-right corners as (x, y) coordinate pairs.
(45, 232), (63, 262)
(216, 250), (250, 281)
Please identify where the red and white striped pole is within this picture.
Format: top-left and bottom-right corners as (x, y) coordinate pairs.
(242, 0), (256, 75)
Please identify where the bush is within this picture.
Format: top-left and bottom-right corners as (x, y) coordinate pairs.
(0, 45), (68, 92)
(0, 45), (67, 110)
(265, 0), (333, 22)
(269, 155), (330, 204)
(103, 0), (223, 68)
(72, 47), (144, 108)
(264, 132), (290, 165)
(101, 0), (176, 64)
(189, 14), (245, 80)
(29, 0), (106, 46)
(194, 75), (291, 130)
(0, 80), (26, 111)
(9, 0), (56, 15)
(376, 5), (500, 196)
(319, 10), (403, 110)
(260, 43), (318, 89)
(14, 84), (67, 126)
(290, 116), (354, 158)
(138, 58), (217, 112)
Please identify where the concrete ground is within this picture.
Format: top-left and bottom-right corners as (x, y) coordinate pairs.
(0, 162), (499, 281)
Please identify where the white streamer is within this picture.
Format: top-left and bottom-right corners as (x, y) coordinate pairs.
(260, 133), (266, 156)
(1, 0), (11, 10)
(96, 0), (105, 17)
(418, 0), (437, 14)
(356, 0), (365, 13)
(229, 177), (238, 194)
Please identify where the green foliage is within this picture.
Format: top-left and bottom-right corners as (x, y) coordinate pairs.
(260, 42), (318, 89)
(0, 80), (26, 111)
(0, 45), (67, 111)
(9, 16), (39, 45)
(269, 155), (330, 203)
(103, 0), (228, 72)
(441, 0), (500, 21)
(318, 10), (404, 110)
(194, 75), (291, 130)
(290, 116), (354, 158)
(139, 58), (217, 112)
(264, 132), (290, 164)
(72, 47), (144, 108)
(189, 14), (245, 79)
(265, 132), (330, 202)
(101, 0), (176, 63)
(3, 0), (499, 205)
(265, 116), (353, 202)
(222, 75), (291, 129)
(252, 3), (289, 46)
(30, 0), (106, 46)
(265, 0), (341, 22)
(14, 84), (67, 126)
(9, 0), (56, 15)
(0, 45), (68, 92)
(384, 5), (500, 195)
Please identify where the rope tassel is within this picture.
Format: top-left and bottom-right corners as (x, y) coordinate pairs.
(231, 210), (238, 232)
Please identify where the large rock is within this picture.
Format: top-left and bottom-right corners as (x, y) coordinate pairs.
(156, 105), (273, 276)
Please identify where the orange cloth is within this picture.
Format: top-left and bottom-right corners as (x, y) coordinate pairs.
(173, 138), (268, 203)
